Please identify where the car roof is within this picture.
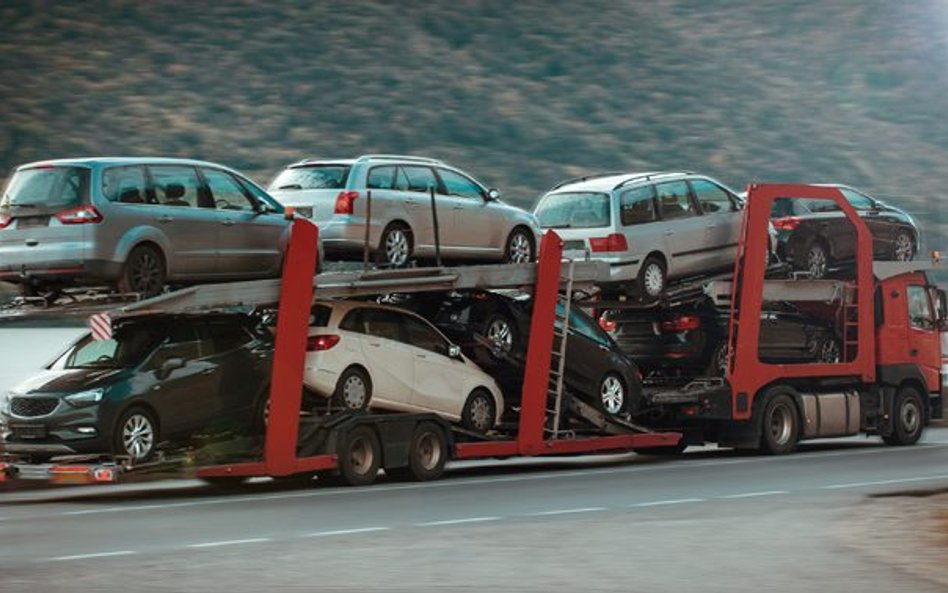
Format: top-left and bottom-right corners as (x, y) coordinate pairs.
(16, 157), (246, 174)
(547, 171), (694, 194)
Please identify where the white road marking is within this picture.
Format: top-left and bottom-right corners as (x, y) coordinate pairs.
(418, 516), (500, 526)
(50, 550), (136, 561)
(529, 507), (606, 517)
(720, 490), (788, 499)
(186, 537), (271, 549)
(632, 498), (706, 507)
(822, 474), (948, 490)
(305, 527), (390, 537)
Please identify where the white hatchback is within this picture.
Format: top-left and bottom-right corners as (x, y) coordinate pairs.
(303, 300), (504, 433)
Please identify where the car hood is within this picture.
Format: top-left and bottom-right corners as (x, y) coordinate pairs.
(10, 368), (126, 395)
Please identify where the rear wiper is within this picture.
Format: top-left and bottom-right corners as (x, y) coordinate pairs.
(545, 223), (572, 229)
(277, 184), (302, 190)
(7, 203), (37, 208)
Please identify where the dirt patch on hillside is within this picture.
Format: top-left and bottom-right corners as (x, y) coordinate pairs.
(841, 490), (948, 588)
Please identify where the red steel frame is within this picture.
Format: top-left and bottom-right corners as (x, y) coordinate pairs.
(726, 184), (876, 421)
(199, 221), (680, 480)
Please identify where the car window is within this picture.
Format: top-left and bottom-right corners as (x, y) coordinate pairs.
(437, 168), (484, 200)
(201, 321), (252, 355)
(339, 308), (365, 333)
(654, 181), (697, 219)
(799, 198), (841, 213)
(690, 179), (735, 214)
(367, 166), (396, 190)
(559, 304), (611, 347)
(203, 168), (255, 211)
(311, 305), (332, 328)
(60, 328), (166, 369)
(393, 168), (411, 191)
(908, 285), (934, 329)
(149, 165), (203, 208)
(620, 185), (657, 225)
(771, 198), (797, 218)
(361, 308), (403, 342)
(269, 165), (350, 191)
(1, 166), (90, 210)
(535, 192), (611, 228)
(400, 166), (438, 194)
(103, 165), (149, 204)
(840, 188), (875, 210)
(402, 313), (449, 355)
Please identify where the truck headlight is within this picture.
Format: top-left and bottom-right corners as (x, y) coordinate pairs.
(64, 388), (104, 407)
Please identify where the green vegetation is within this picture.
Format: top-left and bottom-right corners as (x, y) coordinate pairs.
(0, 0), (945, 247)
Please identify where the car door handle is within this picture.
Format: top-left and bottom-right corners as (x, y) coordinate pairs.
(367, 342), (382, 348)
(221, 219), (235, 226)
(158, 215), (173, 223)
(416, 354), (427, 359)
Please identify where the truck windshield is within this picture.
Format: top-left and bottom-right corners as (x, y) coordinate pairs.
(0, 166), (90, 210)
(269, 165), (351, 191)
(58, 328), (166, 370)
(535, 192), (611, 229)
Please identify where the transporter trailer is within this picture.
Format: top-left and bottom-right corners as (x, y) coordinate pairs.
(0, 183), (943, 487)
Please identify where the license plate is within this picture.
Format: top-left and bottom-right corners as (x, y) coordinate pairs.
(16, 216), (50, 229)
(10, 424), (47, 439)
(563, 240), (586, 251)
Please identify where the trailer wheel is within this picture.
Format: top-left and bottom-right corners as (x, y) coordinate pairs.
(462, 389), (497, 433)
(883, 386), (924, 446)
(338, 425), (381, 487)
(332, 366), (372, 411)
(390, 421), (448, 482)
(759, 393), (799, 455)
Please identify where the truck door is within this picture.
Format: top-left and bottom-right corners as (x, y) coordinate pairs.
(904, 284), (941, 391)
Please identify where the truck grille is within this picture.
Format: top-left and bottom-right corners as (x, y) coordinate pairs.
(10, 396), (59, 417)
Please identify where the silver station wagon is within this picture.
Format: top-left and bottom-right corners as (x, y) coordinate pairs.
(268, 155), (541, 267)
(0, 157), (291, 298)
(534, 171), (744, 298)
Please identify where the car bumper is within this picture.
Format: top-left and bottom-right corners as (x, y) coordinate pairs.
(1, 406), (112, 456)
(312, 217), (385, 257)
(0, 258), (123, 284)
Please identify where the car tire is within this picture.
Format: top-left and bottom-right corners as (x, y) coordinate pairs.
(503, 228), (535, 263)
(377, 223), (412, 268)
(113, 407), (158, 463)
(598, 373), (628, 417)
(707, 343), (729, 377)
(462, 388), (497, 433)
(759, 392), (799, 455)
(118, 244), (166, 298)
(483, 312), (518, 356)
(892, 231), (915, 262)
(332, 367), (372, 411)
(803, 240), (829, 279)
(389, 421), (448, 482)
(883, 386), (924, 446)
(816, 337), (841, 363)
(337, 425), (381, 487)
(637, 256), (666, 300)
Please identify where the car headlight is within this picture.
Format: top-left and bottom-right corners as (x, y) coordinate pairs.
(64, 388), (104, 407)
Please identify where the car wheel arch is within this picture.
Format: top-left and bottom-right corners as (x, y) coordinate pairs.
(114, 230), (173, 278)
(115, 400), (162, 438)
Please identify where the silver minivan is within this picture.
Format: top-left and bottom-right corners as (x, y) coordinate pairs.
(0, 157), (291, 298)
(268, 155), (541, 267)
(534, 171), (744, 298)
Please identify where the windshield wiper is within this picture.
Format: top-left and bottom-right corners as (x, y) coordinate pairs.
(277, 184), (302, 190)
(544, 223), (572, 229)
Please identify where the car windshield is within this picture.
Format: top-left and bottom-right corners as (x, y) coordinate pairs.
(269, 165), (351, 191)
(535, 192), (611, 228)
(57, 327), (167, 369)
(0, 166), (90, 210)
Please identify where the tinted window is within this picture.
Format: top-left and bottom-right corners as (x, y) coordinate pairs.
(690, 179), (734, 214)
(558, 304), (611, 347)
(908, 285), (934, 329)
(149, 166), (202, 208)
(1, 166), (90, 210)
(202, 321), (252, 354)
(311, 305), (332, 328)
(402, 314), (449, 355)
(400, 166), (438, 193)
(361, 309), (403, 342)
(269, 165), (350, 191)
(367, 166), (396, 190)
(840, 188), (875, 210)
(204, 168), (255, 211)
(339, 309), (365, 333)
(437, 168), (484, 200)
(798, 198), (840, 213)
(620, 186), (657, 225)
(771, 198), (797, 218)
(535, 192), (611, 228)
(655, 181), (697, 219)
(103, 166), (149, 204)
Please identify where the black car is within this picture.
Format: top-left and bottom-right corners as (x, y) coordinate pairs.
(402, 290), (643, 419)
(603, 300), (841, 378)
(771, 185), (918, 279)
(1, 314), (272, 463)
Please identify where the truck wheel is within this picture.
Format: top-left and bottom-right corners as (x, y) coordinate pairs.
(390, 421), (448, 482)
(462, 389), (496, 433)
(759, 393), (799, 455)
(883, 386), (924, 446)
(338, 425), (381, 487)
(332, 367), (372, 411)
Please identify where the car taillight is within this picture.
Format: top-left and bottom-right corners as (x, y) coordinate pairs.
(55, 205), (102, 225)
(772, 216), (801, 231)
(589, 233), (628, 252)
(306, 334), (340, 351)
(660, 315), (701, 332)
(0, 213), (11, 230)
(334, 191), (359, 215)
(598, 316), (617, 332)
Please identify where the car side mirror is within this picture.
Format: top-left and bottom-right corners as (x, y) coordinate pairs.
(448, 344), (462, 359)
(486, 188), (501, 201)
(156, 357), (185, 379)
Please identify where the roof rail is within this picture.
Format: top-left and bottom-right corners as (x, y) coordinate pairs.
(612, 170), (696, 191)
(354, 154), (444, 165)
(548, 171), (629, 192)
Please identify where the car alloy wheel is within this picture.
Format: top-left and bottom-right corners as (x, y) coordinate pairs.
(121, 412), (156, 462)
(599, 374), (625, 416)
(894, 232), (914, 261)
(486, 316), (514, 354)
(505, 230), (534, 263)
(384, 227), (410, 267)
(818, 339), (840, 363)
(806, 243), (828, 279)
(122, 245), (165, 298)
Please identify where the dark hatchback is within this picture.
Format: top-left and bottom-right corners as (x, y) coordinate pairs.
(771, 185), (918, 278)
(402, 290), (643, 418)
(1, 314), (272, 463)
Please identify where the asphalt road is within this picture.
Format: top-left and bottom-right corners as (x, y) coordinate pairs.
(1, 426), (947, 592)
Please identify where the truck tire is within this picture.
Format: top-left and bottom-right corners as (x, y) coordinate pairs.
(338, 425), (381, 487)
(389, 421), (448, 482)
(883, 386), (924, 446)
(759, 393), (799, 455)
